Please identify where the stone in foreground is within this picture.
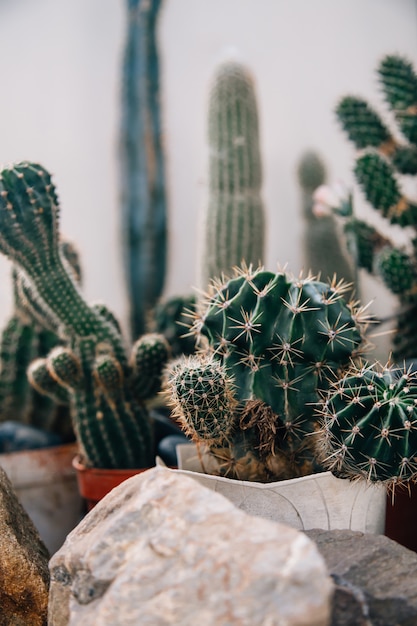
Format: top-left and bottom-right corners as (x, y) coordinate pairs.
(0, 466), (49, 626)
(49, 466), (333, 626)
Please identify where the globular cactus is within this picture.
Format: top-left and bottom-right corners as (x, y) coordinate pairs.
(335, 54), (417, 360)
(199, 61), (265, 290)
(165, 265), (369, 482)
(317, 362), (417, 487)
(152, 294), (198, 357)
(120, 0), (167, 340)
(0, 161), (170, 469)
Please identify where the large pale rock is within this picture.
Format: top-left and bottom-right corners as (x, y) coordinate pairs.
(307, 529), (417, 626)
(49, 466), (333, 626)
(0, 466), (50, 626)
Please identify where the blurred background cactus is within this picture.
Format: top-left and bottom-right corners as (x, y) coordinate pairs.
(335, 54), (417, 361)
(165, 265), (369, 482)
(199, 60), (265, 291)
(296, 150), (356, 294)
(151, 294), (198, 358)
(120, 0), (167, 340)
(0, 161), (173, 469)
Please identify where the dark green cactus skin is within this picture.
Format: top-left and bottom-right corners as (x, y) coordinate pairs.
(165, 266), (367, 481)
(120, 0), (167, 340)
(129, 332), (171, 400)
(152, 294), (198, 357)
(0, 162), (169, 469)
(318, 363), (417, 486)
(200, 61), (265, 289)
(336, 54), (417, 360)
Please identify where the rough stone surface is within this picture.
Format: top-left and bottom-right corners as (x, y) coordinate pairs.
(0, 465), (50, 626)
(49, 466), (333, 626)
(307, 529), (417, 626)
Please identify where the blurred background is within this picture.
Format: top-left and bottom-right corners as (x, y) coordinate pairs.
(0, 0), (416, 356)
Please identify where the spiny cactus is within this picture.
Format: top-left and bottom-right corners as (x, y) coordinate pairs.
(0, 161), (170, 469)
(152, 294), (198, 357)
(297, 150), (327, 216)
(317, 361), (417, 488)
(165, 265), (369, 482)
(0, 240), (81, 436)
(199, 61), (265, 290)
(120, 0), (167, 339)
(335, 53), (417, 360)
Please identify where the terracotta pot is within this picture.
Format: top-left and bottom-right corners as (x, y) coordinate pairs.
(167, 444), (387, 535)
(0, 442), (82, 554)
(385, 482), (417, 552)
(72, 456), (149, 511)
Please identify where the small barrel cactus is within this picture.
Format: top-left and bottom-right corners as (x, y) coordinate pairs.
(152, 294), (198, 357)
(0, 161), (170, 469)
(317, 362), (417, 487)
(199, 61), (265, 290)
(165, 265), (369, 481)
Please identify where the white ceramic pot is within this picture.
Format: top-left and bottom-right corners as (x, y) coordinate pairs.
(0, 442), (83, 554)
(167, 443), (387, 535)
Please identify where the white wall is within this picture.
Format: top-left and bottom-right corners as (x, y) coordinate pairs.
(0, 0), (416, 356)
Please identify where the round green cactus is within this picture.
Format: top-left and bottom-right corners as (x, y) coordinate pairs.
(317, 362), (417, 486)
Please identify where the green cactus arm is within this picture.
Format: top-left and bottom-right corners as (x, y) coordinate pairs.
(129, 332), (171, 400)
(335, 96), (393, 151)
(378, 54), (417, 145)
(27, 357), (71, 405)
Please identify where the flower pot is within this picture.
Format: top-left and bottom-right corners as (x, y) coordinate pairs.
(0, 442), (82, 554)
(72, 456), (150, 511)
(169, 444), (387, 534)
(385, 482), (417, 552)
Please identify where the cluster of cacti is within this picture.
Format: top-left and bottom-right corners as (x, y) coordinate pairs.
(165, 265), (369, 482)
(297, 151), (356, 293)
(120, 0), (167, 340)
(317, 361), (417, 488)
(0, 241), (81, 439)
(199, 61), (265, 291)
(152, 294), (198, 358)
(0, 161), (170, 469)
(335, 53), (417, 360)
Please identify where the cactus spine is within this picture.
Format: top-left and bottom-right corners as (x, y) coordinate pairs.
(120, 0), (167, 339)
(335, 54), (417, 360)
(200, 61), (265, 289)
(165, 265), (368, 482)
(0, 162), (170, 469)
(318, 362), (417, 487)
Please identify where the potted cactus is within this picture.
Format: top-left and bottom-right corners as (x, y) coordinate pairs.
(0, 161), (176, 511)
(163, 265), (417, 534)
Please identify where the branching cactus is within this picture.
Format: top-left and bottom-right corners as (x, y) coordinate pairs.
(120, 0), (167, 339)
(317, 361), (417, 488)
(0, 162), (170, 469)
(165, 265), (369, 482)
(199, 61), (265, 290)
(335, 54), (417, 360)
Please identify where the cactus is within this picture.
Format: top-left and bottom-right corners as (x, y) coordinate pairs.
(297, 152), (356, 292)
(165, 265), (369, 481)
(317, 361), (417, 488)
(120, 0), (167, 339)
(335, 54), (417, 360)
(199, 61), (265, 290)
(152, 294), (198, 357)
(0, 161), (170, 469)
(0, 240), (81, 436)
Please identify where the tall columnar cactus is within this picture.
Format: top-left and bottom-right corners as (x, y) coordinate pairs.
(120, 0), (167, 339)
(335, 54), (417, 360)
(199, 61), (265, 290)
(317, 361), (417, 488)
(297, 151), (356, 293)
(0, 241), (81, 434)
(165, 265), (369, 481)
(0, 162), (170, 469)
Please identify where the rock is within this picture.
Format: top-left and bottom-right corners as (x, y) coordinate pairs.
(49, 466), (333, 626)
(307, 529), (417, 626)
(0, 465), (49, 626)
